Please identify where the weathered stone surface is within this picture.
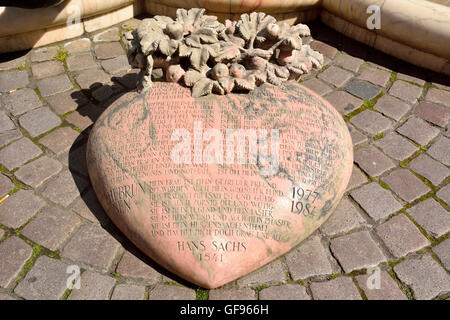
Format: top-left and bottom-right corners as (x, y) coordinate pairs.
(285, 236), (334, 280)
(396, 117), (440, 146)
(350, 182), (403, 221)
(347, 124), (368, 147)
(350, 110), (392, 136)
(19, 107), (62, 138)
(394, 254), (450, 300)
(374, 95), (411, 121)
(66, 53), (98, 72)
(116, 251), (162, 285)
(320, 197), (368, 236)
(2, 88), (42, 116)
(407, 198), (450, 238)
(0, 129), (22, 148)
(330, 231), (386, 273)
(75, 69), (111, 90)
(310, 41), (338, 59)
(318, 66), (353, 88)
(345, 79), (381, 101)
(94, 28), (120, 42)
(356, 271), (407, 300)
(86, 82), (353, 288)
(61, 225), (122, 272)
(389, 81), (423, 104)
(46, 90), (89, 115)
(31, 60), (64, 79)
(39, 127), (81, 156)
(397, 73), (425, 86)
(37, 74), (73, 97)
(237, 259), (285, 287)
(101, 55), (130, 75)
(259, 284), (310, 300)
(346, 166), (368, 191)
(111, 284), (145, 300)
(209, 288), (256, 300)
(0, 55), (26, 71)
(310, 277), (362, 300)
(0, 138), (42, 170)
(0, 190), (45, 229)
(30, 46), (58, 62)
(0, 110), (15, 132)
(375, 133), (418, 161)
(94, 42), (124, 60)
(408, 154), (450, 186)
(427, 136), (450, 166)
(0, 70), (29, 92)
(334, 54), (364, 73)
(425, 88), (450, 108)
(21, 206), (81, 251)
(381, 168), (430, 202)
(15, 156), (62, 188)
(353, 146), (395, 177)
(0, 237), (32, 288)
(148, 284), (196, 300)
(65, 104), (104, 130)
(415, 102), (450, 128)
(68, 271), (116, 300)
(64, 38), (91, 54)
(325, 91), (363, 115)
(71, 189), (110, 226)
(432, 238), (450, 270)
(0, 293), (15, 300)
(40, 170), (88, 207)
(436, 183), (450, 206)
(358, 66), (391, 87)
(376, 214), (430, 258)
(0, 174), (14, 197)
(14, 256), (68, 300)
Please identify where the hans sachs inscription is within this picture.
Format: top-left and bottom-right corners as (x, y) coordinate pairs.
(86, 81), (353, 288)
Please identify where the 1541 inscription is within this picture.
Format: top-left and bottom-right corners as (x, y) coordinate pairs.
(86, 81), (353, 288)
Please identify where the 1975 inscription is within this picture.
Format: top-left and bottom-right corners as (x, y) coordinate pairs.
(86, 82), (353, 288)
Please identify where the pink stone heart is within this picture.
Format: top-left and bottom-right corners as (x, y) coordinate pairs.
(87, 81), (353, 288)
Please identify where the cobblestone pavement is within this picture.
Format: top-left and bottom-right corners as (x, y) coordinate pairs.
(0, 18), (449, 300)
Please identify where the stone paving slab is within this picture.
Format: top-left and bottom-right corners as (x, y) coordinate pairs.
(407, 198), (450, 238)
(408, 154), (450, 186)
(148, 284), (196, 300)
(68, 271), (116, 300)
(353, 146), (396, 177)
(0, 190), (45, 229)
(432, 239), (450, 271)
(15, 156), (63, 188)
(209, 288), (256, 300)
(0, 236), (33, 288)
(396, 117), (440, 146)
(111, 284), (145, 300)
(2, 88), (42, 116)
(356, 271), (407, 300)
(0, 138), (42, 170)
(259, 284), (310, 300)
(0, 174), (14, 197)
(310, 277), (362, 300)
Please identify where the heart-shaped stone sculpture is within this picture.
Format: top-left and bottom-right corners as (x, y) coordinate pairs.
(87, 81), (353, 288)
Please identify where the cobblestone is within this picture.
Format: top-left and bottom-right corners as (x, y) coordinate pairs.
(71, 189), (110, 226)
(345, 79), (381, 101)
(209, 288), (256, 300)
(381, 168), (430, 202)
(40, 170), (88, 207)
(66, 52), (98, 72)
(93, 28), (121, 42)
(347, 124), (368, 147)
(374, 95), (411, 121)
(259, 284), (310, 300)
(356, 271), (407, 300)
(408, 154), (450, 186)
(0, 110), (14, 132)
(0, 190), (45, 229)
(285, 235), (334, 280)
(68, 271), (116, 300)
(320, 197), (367, 236)
(0, 174), (14, 196)
(0, 55), (26, 71)
(318, 66), (353, 88)
(30, 46), (58, 62)
(148, 284), (196, 300)
(111, 284), (145, 300)
(116, 251), (162, 285)
(427, 136), (450, 166)
(18, 107), (61, 138)
(396, 117), (440, 146)
(334, 54), (364, 72)
(101, 55), (131, 75)
(350, 182), (403, 221)
(0, 129), (22, 148)
(1, 88), (42, 116)
(37, 74), (73, 97)
(394, 254), (450, 300)
(436, 183), (450, 206)
(432, 239), (450, 270)
(0, 237), (32, 288)
(389, 81), (423, 104)
(31, 60), (65, 79)
(39, 127), (81, 156)
(358, 66), (391, 87)
(237, 259), (285, 287)
(353, 146), (395, 177)
(75, 69), (111, 90)
(414, 102), (450, 128)
(0, 70), (29, 92)
(15, 156), (62, 188)
(310, 277), (362, 300)
(375, 132), (418, 161)
(350, 110), (392, 136)
(346, 165), (368, 191)
(376, 214), (430, 258)
(425, 88), (450, 107)
(325, 91), (363, 115)
(407, 198), (450, 238)
(94, 42), (125, 60)
(63, 38), (91, 54)
(46, 89), (89, 115)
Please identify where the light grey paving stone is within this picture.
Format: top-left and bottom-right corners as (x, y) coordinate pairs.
(68, 271), (116, 300)
(345, 79), (381, 101)
(30, 46), (58, 62)
(325, 90), (363, 115)
(436, 183), (450, 206)
(374, 132), (418, 161)
(396, 117), (440, 146)
(66, 52), (98, 72)
(237, 259), (285, 287)
(374, 95), (411, 121)
(111, 284), (146, 300)
(330, 231), (387, 273)
(101, 55), (131, 75)
(310, 277), (362, 300)
(19, 107), (61, 137)
(285, 235), (334, 280)
(116, 251), (162, 285)
(21, 206), (81, 251)
(0, 109), (15, 132)
(40, 170), (88, 207)
(1, 88), (42, 116)
(0, 70), (29, 92)
(259, 284), (310, 300)
(394, 254), (450, 300)
(301, 78), (332, 96)
(93, 28), (120, 42)
(15, 156), (62, 188)
(350, 182), (403, 221)
(0, 129), (22, 148)
(427, 136), (450, 166)
(0, 174), (14, 197)
(318, 66), (353, 88)
(397, 73), (426, 86)
(353, 146), (395, 177)
(31, 60), (64, 79)
(346, 165), (368, 191)
(389, 80), (423, 104)
(0, 55), (26, 71)
(425, 87), (450, 107)
(415, 101), (450, 128)
(14, 256), (69, 300)
(381, 168), (430, 202)
(0, 293), (16, 300)
(0, 237), (33, 288)
(0, 138), (42, 170)
(376, 214), (430, 259)
(46, 89), (89, 115)
(407, 198), (450, 238)
(39, 127), (81, 156)
(208, 288), (256, 300)
(347, 124), (368, 147)
(61, 225), (122, 272)
(148, 284), (196, 300)
(75, 69), (111, 90)
(432, 238), (450, 270)
(63, 38), (91, 54)
(408, 154), (450, 186)
(0, 189), (45, 229)
(351, 110), (392, 136)
(358, 66), (391, 87)
(94, 42), (125, 60)
(37, 74), (73, 97)
(320, 197), (368, 236)
(356, 271), (407, 300)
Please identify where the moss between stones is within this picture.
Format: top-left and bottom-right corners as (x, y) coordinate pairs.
(387, 268), (414, 300)
(54, 49), (69, 64)
(196, 288), (209, 300)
